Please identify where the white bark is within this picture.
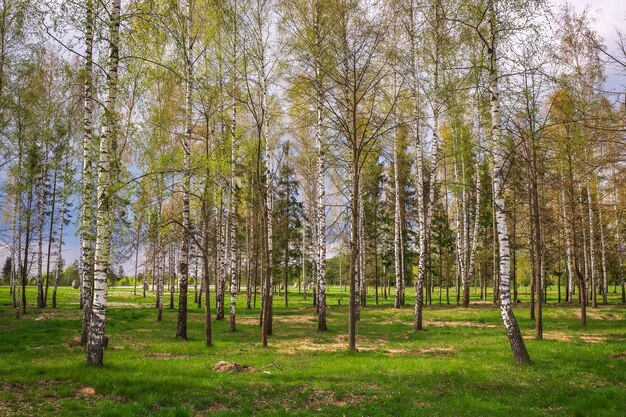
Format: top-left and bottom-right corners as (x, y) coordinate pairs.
(393, 105), (402, 309)
(315, 0), (327, 330)
(36, 156), (46, 308)
(229, 14), (238, 331)
(597, 190), (608, 304)
(560, 183), (574, 302)
(86, 0), (121, 367)
(80, 0), (95, 346)
(52, 194), (66, 308)
(586, 178), (597, 307)
(176, 0), (194, 340)
(488, 0), (530, 364)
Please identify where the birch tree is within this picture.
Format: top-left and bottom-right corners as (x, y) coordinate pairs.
(85, 0), (121, 367)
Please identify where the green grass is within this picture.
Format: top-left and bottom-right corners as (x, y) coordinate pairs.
(0, 285), (624, 416)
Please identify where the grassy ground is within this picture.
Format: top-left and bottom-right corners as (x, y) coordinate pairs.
(0, 285), (624, 417)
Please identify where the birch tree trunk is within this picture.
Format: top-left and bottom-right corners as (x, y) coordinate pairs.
(176, 0), (194, 340)
(348, 158), (359, 351)
(463, 164), (482, 307)
(85, 0), (121, 367)
(229, 54), (238, 332)
(315, 0), (327, 330)
(409, 0), (426, 331)
(560, 180), (574, 303)
(156, 199), (163, 322)
(411, 0), (441, 331)
(488, 0), (530, 365)
(45, 168), (58, 307)
(585, 176), (597, 308)
(358, 199), (365, 310)
(613, 167), (625, 303)
(80, 0), (95, 346)
(36, 153), (46, 309)
(216, 196), (225, 319)
(597, 191), (608, 304)
(52, 188), (66, 309)
(261, 39), (274, 345)
(393, 105), (402, 309)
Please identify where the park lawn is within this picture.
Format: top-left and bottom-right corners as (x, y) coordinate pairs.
(0, 286), (624, 417)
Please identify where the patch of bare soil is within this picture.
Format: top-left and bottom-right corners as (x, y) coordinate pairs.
(32, 309), (77, 321)
(276, 337), (339, 354)
(107, 302), (144, 307)
(425, 320), (498, 328)
(539, 332), (608, 343)
(235, 316), (260, 325)
(417, 346), (457, 356)
(145, 353), (189, 360)
(212, 361), (254, 373)
(34, 311), (57, 321)
(273, 315), (315, 324)
(66, 336), (82, 348)
(383, 348), (410, 355)
(304, 387), (368, 411)
(585, 310), (623, 321)
(610, 352), (626, 360)
(195, 402), (229, 416)
(78, 386), (96, 397)
(276, 334), (454, 357)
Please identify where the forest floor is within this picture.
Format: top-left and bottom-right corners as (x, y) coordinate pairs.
(0, 285), (625, 417)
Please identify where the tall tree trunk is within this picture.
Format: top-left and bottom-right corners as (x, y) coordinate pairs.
(530, 131), (542, 339)
(229, 8), (238, 331)
(585, 176), (597, 308)
(52, 196), (66, 309)
(348, 157), (359, 351)
(261, 42), (274, 344)
(133, 215), (141, 296)
(392, 83), (402, 309)
(36, 155), (46, 309)
(613, 167), (624, 303)
(85, 0), (121, 367)
(81, 0), (95, 346)
(488, 0), (530, 365)
(176, 0), (194, 340)
(597, 192), (608, 304)
(45, 169), (58, 307)
(560, 180), (574, 303)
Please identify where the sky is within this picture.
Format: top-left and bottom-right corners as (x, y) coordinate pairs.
(566, 0), (626, 92)
(3, 0), (625, 277)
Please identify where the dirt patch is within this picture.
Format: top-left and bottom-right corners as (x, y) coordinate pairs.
(539, 332), (608, 343)
(235, 316), (260, 325)
(195, 402), (229, 416)
(585, 310), (623, 321)
(145, 353), (189, 360)
(610, 352), (626, 360)
(34, 311), (57, 321)
(273, 315), (315, 324)
(276, 337), (344, 354)
(425, 320), (498, 328)
(66, 336), (82, 348)
(417, 346), (456, 356)
(304, 387), (368, 410)
(78, 386), (96, 397)
(281, 335), (383, 354)
(107, 302), (144, 308)
(212, 361), (254, 373)
(383, 348), (410, 355)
